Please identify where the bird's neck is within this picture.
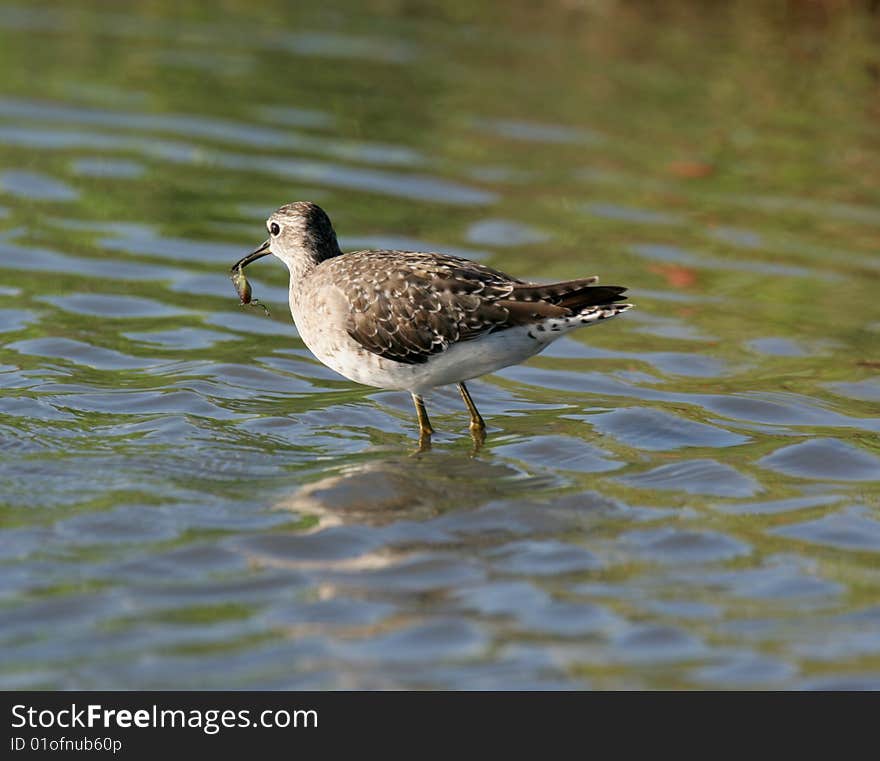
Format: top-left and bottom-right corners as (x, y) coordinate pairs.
(289, 253), (318, 284)
(286, 252), (328, 305)
(286, 243), (338, 284)
(286, 232), (342, 298)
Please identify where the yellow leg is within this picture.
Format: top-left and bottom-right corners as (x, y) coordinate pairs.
(458, 382), (485, 432)
(411, 393), (434, 439)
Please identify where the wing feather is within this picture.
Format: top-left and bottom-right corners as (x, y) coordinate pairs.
(318, 250), (625, 365)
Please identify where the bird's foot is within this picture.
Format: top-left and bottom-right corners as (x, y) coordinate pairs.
(411, 429), (433, 456)
(468, 424), (486, 455)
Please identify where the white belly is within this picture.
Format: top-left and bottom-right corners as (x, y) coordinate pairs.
(400, 328), (544, 392)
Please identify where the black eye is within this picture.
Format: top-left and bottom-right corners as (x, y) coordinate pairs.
(270, 222), (280, 236)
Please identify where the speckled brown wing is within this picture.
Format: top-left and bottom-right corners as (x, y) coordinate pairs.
(326, 250), (517, 364)
(328, 250), (627, 365)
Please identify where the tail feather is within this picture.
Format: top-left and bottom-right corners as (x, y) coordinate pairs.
(489, 277), (632, 335)
(535, 302), (632, 336)
(510, 278), (596, 303)
(556, 285), (628, 311)
(511, 279), (628, 313)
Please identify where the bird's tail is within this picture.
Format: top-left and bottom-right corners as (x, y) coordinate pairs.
(512, 277), (629, 311)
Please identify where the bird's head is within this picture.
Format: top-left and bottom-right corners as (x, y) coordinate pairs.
(232, 201), (341, 280)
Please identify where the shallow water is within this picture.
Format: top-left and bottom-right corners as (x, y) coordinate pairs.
(1, 1), (879, 689)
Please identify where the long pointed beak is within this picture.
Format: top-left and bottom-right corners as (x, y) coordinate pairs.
(231, 239), (271, 272)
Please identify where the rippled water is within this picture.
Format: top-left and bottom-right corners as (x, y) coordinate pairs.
(1, 1), (879, 689)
